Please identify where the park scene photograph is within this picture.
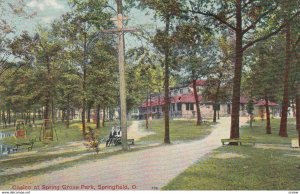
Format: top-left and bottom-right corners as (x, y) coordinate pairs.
(0, 0), (300, 191)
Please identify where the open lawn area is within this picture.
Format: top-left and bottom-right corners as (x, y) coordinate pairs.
(1, 120), (125, 148)
(164, 118), (300, 190)
(138, 119), (213, 143)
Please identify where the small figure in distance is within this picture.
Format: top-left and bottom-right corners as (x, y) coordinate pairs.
(106, 124), (117, 147)
(115, 126), (122, 138)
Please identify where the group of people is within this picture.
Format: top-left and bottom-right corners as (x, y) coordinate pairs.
(105, 125), (122, 147)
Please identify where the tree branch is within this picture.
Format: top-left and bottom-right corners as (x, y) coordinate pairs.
(243, 11), (300, 51)
(243, 27), (284, 51)
(188, 8), (236, 31)
(242, 2), (279, 35)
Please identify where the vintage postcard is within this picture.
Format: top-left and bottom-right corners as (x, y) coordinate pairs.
(0, 0), (299, 192)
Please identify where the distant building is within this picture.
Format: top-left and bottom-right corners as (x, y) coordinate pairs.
(254, 100), (280, 118)
(138, 80), (280, 120)
(139, 80), (229, 119)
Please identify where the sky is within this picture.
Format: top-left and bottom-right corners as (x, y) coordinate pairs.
(12, 0), (70, 32)
(10, 0), (161, 49)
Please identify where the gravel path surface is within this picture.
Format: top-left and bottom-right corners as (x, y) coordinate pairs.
(127, 120), (155, 141)
(1, 117), (248, 190)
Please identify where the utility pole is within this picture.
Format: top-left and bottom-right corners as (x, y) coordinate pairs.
(117, 11), (128, 151)
(105, 0), (136, 151)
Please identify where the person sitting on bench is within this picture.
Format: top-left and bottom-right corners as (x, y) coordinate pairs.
(106, 126), (117, 147)
(115, 127), (122, 138)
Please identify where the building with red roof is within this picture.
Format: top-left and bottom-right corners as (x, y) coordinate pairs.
(137, 80), (280, 120)
(254, 100), (280, 119)
(139, 80), (231, 119)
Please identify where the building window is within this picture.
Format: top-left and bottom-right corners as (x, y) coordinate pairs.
(152, 107), (156, 112)
(180, 89), (183, 94)
(186, 103), (194, 111)
(177, 103), (182, 111)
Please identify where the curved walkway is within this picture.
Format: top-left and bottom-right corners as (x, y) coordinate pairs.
(1, 117), (248, 190)
(127, 120), (155, 141)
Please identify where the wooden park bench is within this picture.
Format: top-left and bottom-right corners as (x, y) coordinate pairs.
(113, 137), (135, 146)
(201, 120), (209, 124)
(14, 138), (36, 151)
(221, 136), (256, 146)
(128, 139), (135, 145)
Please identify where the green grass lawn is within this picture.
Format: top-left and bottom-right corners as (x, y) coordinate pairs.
(1, 120), (125, 149)
(164, 117), (300, 190)
(241, 118), (297, 144)
(138, 119), (213, 143)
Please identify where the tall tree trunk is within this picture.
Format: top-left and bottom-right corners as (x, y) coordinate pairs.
(149, 91), (152, 124)
(87, 107), (91, 123)
(28, 109), (30, 124)
(296, 79), (300, 146)
(24, 110), (27, 124)
(44, 96), (50, 120)
(44, 56), (51, 120)
(146, 89), (149, 129)
(279, 21), (291, 137)
(82, 105), (86, 135)
(66, 94), (70, 128)
(62, 111), (65, 123)
(51, 99), (55, 123)
(230, 0), (243, 140)
(102, 108), (105, 127)
(213, 78), (222, 123)
(146, 112), (149, 129)
(38, 109), (41, 120)
(7, 108), (11, 125)
(213, 109), (217, 123)
(164, 14), (171, 144)
(14, 110), (17, 126)
(158, 90), (161, 119)
(96, 104), (100, 129)
(2, 110), (6, 128)
(192, 79), (202, 125)
(0, 109), (2, 126)
(33, 109), (36, 124)
(265, 93), (272, 134)
(81, 31), (87, 136)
